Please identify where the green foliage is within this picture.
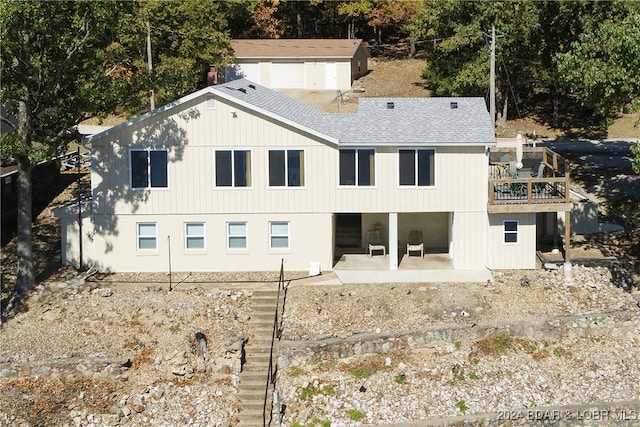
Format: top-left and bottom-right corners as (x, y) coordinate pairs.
(553, 347), (571, 358)
(346, 409), (364, 422)
(351, 367), (372, 379)
(394, 374), (406, 384)
(556, 4), (640, 120)
(299, 384), (335, 401)
(289, 366), (304, 377)
(475, 333), (514, 356)
(468, 372), (480, 380)
(456, 400), (469, 414)
(631, 141), (640, 174)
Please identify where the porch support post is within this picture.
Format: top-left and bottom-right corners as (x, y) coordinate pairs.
(564, 211), (571, 264)
(564, 210), (573, 281)
(552, 213), (560, 253)
(389, 212), (398, 271)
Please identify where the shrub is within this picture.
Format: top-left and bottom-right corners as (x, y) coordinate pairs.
(456, 400), (469, 414)
(346, 409), (364, 421)
(475, 333), (513, 356)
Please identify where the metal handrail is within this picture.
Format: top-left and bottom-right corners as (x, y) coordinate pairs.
(262, 259), (288, 427)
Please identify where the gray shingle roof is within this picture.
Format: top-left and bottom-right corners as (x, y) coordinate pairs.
(85, 79), (495, 148)
(214, 78), (330, 124)
(214, 79), (496, 146)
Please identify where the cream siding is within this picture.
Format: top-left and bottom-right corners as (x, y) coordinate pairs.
(87, 213), (332, 272)
(487, 213), (537, 269)
(71, 89), (502, 274)
(451, 211), (487, 269)
(230, 58), (357, 90)
(93, 97), (489, 217)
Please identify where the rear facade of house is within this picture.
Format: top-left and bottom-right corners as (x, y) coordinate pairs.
(55, 79), (505, 274)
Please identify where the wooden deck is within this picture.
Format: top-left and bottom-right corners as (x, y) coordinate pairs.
(488, 147), (572, 213)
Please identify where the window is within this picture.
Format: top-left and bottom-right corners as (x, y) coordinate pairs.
(215, 150), (251, 187)
(227, 222), (247, 249)
(137, 223), (157, 250)
(399, 149), (435, 186)
(504, 220), (519, 243)
(131, 149), (168, 188)
(269, 150), (304, 187)
(269, 221), (289, 249)
(185, 222), (205, 250)
(339, 149), (375, 186)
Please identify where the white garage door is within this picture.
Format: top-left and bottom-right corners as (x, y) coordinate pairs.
(270, 61), (305, 89)
(226, 62), (260, 84)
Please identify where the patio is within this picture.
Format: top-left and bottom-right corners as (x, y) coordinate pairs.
(332, 253), (492, 283)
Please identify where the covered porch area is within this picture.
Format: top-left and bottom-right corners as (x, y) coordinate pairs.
(332, 253), (491, 283)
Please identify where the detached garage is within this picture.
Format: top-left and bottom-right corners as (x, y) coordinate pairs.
(226, 39), (369, 91)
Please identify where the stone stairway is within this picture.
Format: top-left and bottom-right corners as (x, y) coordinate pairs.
(237, 289), (283, 427)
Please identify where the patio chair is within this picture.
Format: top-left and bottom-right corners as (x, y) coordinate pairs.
(406, 230), (424, 258)
(532, 163), (547, 178)
(367, 229), (386, 257)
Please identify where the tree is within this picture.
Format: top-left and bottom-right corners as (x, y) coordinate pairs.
(1, 0), (236, 304)
(130, 0), (233, 114)
(0, 0), (139, 301)
(555, 3), (640, 124)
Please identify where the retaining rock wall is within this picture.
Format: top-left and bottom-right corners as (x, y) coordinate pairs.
(278, 308), (640, 369)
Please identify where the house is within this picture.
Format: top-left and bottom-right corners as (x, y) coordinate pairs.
(54, 79), (573, 274)
(225, 39), (369, 91)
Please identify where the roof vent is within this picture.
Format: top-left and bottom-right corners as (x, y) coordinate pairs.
(450, 101), (458, 109)
(387, 102), (395, 109)
(237, 88), (247, 94)
(248, 84), (256, 90)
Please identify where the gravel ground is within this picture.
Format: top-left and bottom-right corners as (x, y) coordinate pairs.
(278, 266), (640, 425)
(0, 281), (253, 426)
(282, 266), (637, 341)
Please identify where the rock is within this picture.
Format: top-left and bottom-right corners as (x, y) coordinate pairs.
(109, 406), (123, 417)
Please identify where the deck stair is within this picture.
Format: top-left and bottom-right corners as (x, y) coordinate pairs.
(236, 289), (284, 427)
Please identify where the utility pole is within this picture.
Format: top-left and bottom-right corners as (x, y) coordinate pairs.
(146, 20), (155, 111)
(490, 25), (496, 130)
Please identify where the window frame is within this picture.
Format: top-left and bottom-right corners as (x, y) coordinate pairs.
(136, 222), (158, 251)
(214, 149), (252, 188)
(503, 220), (519, 244)
(184, 222), (206, 251)
(268, 149), (305, 188)
(227, 221), (248, 250)
(130, 149), (169, 189)
(398, 148), (435, 187)
(269, 221), (290, 249)
(339, 148), (376, 187)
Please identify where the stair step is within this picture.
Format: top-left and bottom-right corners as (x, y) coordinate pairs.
(239, 378), (268, 386)
(238, 382), (267, 391)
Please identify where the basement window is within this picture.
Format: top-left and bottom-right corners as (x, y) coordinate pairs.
(504, 220), (519, 244)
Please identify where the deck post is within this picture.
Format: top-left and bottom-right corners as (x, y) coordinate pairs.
(564, 211), (571, 264)
(389, 213), (398, 271)
(553, 214), (559, 253)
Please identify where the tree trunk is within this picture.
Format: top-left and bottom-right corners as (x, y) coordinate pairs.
(296, 11), (303, 38)
(496, 93), (509, 127)
(15, 157), (35, 298)
(14, 100), (35, 299)
(551, 80), (560, 128)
